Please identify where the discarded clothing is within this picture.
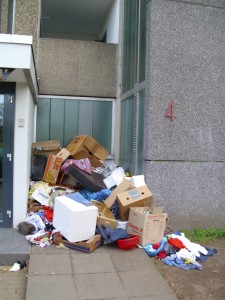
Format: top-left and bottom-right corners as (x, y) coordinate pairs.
(25, 212), (45, 233)
(196, 247), (217, 263)
(162, 254), (202, 270)
(96, 224), (131, 244)
(170, 233), (208, 257)
(61, 158), (92, 175)
(144, 237), (167, 257)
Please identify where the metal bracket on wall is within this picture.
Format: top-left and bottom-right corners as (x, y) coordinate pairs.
(0, 68), (15, 81)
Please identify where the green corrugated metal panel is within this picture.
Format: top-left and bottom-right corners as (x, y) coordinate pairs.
(122, 0), (136, 93)
(136, 90), (144, 174)
(36, 98), (50, 141)
(64, 100), (79, 145)
(93, 101), (112, 152)
(50, 99), (65, 146)
(78, 101), (93, 135)
(139, 0), (147, 83)
(105, 102), (112, 152)
(36, 97), (113, 153)
(120, 96), (134, 174)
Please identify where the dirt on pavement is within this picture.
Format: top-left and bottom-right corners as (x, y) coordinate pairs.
(154, 238), (225, 300)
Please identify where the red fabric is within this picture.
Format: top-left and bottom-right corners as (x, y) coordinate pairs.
(168, 238), (188, 250)
(153, 243), (168, 259)
(44, 206), (53, 222)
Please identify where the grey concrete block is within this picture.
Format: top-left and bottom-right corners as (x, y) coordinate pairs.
(71, 253), (116, 273)
(26, 275), (77, 300)
(28, 253), (72, 275)
(119, 269), (177, 299)
(144, 161), (225, 229)
(75, 273), (127, 299)
(145, 0), (225, 161)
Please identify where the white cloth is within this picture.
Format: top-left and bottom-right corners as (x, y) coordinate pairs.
(171, 233), (208, 257)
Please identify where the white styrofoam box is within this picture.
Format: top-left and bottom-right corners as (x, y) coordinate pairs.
(53, 195), (98, 243)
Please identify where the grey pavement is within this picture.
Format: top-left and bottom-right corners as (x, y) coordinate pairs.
(0, 228), (178, 300)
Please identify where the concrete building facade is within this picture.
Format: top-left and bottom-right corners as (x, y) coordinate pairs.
(0, 0), (224, 230)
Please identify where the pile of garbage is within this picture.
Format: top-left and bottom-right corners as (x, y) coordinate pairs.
(17, 134), (216, 271)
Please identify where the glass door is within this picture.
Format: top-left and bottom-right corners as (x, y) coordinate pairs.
(0, 83), (15, 227)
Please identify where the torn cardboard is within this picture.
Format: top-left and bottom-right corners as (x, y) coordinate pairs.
(32, 140), (61, 157)
(53, 234), (103, 253)
(103, 178), (134, 209)
(66, 135), (108, 167)
(92, 200), (118, 229)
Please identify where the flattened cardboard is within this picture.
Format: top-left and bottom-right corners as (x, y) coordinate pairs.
(127, 207), (167, 245)
(53, 234), (103, 253)
(42, 154), (63, 184)
(66, 135), (108, 167)
(116, 185), (153, 221)
(92, 200), (118, 229)
(32, 140), (61, 156)
(103, 178), (134, 209)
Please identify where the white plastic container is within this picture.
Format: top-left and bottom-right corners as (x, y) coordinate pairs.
(53, 195), (98, 242)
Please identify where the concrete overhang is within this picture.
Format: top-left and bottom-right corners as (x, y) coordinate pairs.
(0, 34), (38, 104)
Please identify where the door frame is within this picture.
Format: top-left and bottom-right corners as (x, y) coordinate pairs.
(0, 82), (15, 228)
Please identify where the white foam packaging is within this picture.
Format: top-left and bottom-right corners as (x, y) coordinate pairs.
(53, 195), (98, 243)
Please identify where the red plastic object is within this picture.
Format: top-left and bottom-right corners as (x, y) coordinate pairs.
(116, 236), (139, 250)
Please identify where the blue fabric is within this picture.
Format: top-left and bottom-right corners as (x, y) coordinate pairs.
(79, 188), (111, 202)
(67, 192), (93, 206)
(196, 247), (217, 263)
(144, 237), (167, 257)
(162, 255), (202, 270)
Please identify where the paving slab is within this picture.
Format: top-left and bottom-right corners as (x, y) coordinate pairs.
(26, 274), (77, 300)
(28, 253), (72, 275)
(0, 228), (30, 265)
(71, 252), (116, 273)
(75, 272), (127, 299)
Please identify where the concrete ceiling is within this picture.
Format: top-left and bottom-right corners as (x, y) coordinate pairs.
(41, 0), (115, 40)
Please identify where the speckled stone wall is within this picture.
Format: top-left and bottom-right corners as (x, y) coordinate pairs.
(143, 0), (225, 228)
(1, 0), (8, 32)
(144, 161), (225, 229)
(37, 38), (117, 97)
(14, 0), (40, 63)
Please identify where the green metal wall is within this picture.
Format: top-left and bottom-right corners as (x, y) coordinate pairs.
(36, 97), (113, 153)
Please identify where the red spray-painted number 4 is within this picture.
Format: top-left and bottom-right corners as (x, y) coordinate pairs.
(165, 100), (175, 121)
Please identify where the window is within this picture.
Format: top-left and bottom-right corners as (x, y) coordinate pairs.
(120, 0), (147, 175)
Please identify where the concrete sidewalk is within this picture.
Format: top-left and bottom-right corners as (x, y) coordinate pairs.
(26, 243), (178, 300)
(0, 229), (178, 299)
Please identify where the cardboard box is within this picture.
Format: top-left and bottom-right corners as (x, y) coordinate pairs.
(32, 140), (61, 157)
(103, 178), (134, 208)
(92, 200), (118, 229)
(53, 195), (98, 243)
(66, 135), (109, 167)
(127, 207), (167, 245)
(56, 148), (70, 162)
(116, 185), (153, 221)
(42, 154), (63, 184)
(53, 234), (103, 253)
